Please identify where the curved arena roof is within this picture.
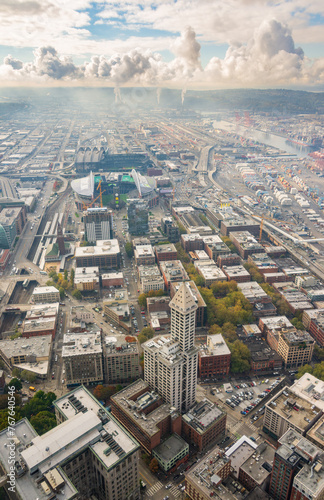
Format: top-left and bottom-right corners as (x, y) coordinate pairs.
(71, 172), (94, 198)
(131, 169), (155, 197)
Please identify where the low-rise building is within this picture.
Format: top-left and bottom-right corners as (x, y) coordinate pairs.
(181, 233), (204, 252)
(152, 433), (189, 473)
(222, 265), (251, 283)
(103, 335), (140, 384)
(159, 260), (189, 290)
(101, 271), (124, 288)
(103, 290), (131, 332)
(110, 379), (181, 454)
(138, 264), (165, 293)
(32, 286), (60, 304)
(248, 253), (279, 274)
(0, 335), (52, 379)
(198, 334), (231, 379)
(182, 400), (226, 452)
(70, 305), (94, 325)
(290, 373), (324, 413)
(263, 387), (322, 440)
(75, 239), (120, 269)
(241, 337), (283, 374)
(23, 316), (57, 340)
(266, 327), (314, 369)
(74, 266), (100, 291)
(259, 315), (293, 334)
(195, 262), (226, 287)
(230, 231), (264, 259)
(154, 243), (177, 263)
(62, 332), (103, 386)
(217, 253), (241, 267)
(202, 235), (230, 260)
(146, 296), (170, 314)
(239, 442), (275, 492)
(238, 281), (277, 318)
(242, 324), (261, 337)
(185, 446), (231, 500)
(134, 244), (155, 266)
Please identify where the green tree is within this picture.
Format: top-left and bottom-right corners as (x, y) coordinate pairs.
(8, 378), (22, 392)
(72, 289), (82, 300)
(11, 368), (20, 378)
(138, 293), (147, 308)
(221, 235), (238, 253)
(70, 268), (75, 287)
(314, 345), (324, 361)
(140, 327), (155, 339)
(59, 287), (65, 299)
(228, 340), (251, 373)
(64, 269), (68, 281)
(30, 411), (57, 435)
(175, 242), (190, 264)
(177, 223), (187, 235)
(243, 262), (263, 283)
(296, 364), (314, 379)
(23, 391), (56, 420)
(291, 318), (304, 330)
(125, 242), (134, 258)
(149, 458), (159, 473)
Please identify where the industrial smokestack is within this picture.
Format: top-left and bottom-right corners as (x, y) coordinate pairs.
(156, 87), (161, 105)
(181, 88), (187, 105)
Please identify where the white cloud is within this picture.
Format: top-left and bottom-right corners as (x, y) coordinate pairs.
(0, 21), (323, 88)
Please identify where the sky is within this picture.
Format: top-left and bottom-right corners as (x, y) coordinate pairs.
(0, 0), (323, 89)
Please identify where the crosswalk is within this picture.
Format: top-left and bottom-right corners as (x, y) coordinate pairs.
(169, 484), (182, 498)
(146, 481), (182, 498)
(146, 481), (163, 497)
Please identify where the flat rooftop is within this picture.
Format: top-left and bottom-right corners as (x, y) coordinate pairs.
(238, 282), (269, 301)
(75, 239), (120, 257)
(267, 386), (322, 430)
(24, 317), (56, 333)
(0, 419), (77, 500)
(240, 442), (275, 486)
(27, 302), (59, 319)
(153, 433), (188, 463)
(182, 400), (225, 434)
(104, 335), (139, 355)
(155, 243), (177, 254)
(259, 315), (293, 330)
(33, 286), (59, 295)
(225, 436), (257, 476)
(291, 373), (324, 412)
(186, 446), (232, 499)
(112, 380), (179, 437)
(223, 265), (251, 277)
(196, 263), (226, 281)
(62, 332), (102, 357)
(200, 333), (231, 357)
(0, 335), (52, 360)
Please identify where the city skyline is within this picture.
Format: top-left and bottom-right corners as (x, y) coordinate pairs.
(0, 0), (323, 89)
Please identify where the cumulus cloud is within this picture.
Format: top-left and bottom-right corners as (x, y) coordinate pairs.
(0, 20), (323, 88)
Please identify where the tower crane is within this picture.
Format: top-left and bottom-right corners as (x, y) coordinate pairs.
(254, 214), (297, 242)
(96, 180), (105, 208)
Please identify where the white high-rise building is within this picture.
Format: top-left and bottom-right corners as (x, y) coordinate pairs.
(143, 282), (198, 412)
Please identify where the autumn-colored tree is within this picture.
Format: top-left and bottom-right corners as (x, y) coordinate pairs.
(149, 458), (159, 474)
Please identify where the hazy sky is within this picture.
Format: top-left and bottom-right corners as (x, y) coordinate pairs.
(0, 0), (323, 89)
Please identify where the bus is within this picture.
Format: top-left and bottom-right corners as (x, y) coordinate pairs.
(22, 279), (29, 288)
(40, 271), (47, 275)
(29, 386), (36, 392)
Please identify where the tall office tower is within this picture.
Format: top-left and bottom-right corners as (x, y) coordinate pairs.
(84, 207), (113, 243)
(127, 199), (149, 236)
(143, 282), (198, 412)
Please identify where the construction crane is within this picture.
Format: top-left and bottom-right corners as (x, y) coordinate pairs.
(256, 214), (297, 242)
(96, 180), (106, 208)
(83, 191), (106, 210)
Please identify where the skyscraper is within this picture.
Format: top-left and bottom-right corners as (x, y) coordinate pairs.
(143, 282), (198, 412)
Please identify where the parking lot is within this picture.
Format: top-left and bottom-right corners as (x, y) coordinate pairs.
(211, 376), (284, 418)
